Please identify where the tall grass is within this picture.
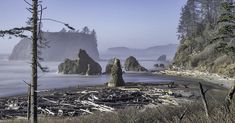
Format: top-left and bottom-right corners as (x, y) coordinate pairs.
(1, 100), (235, 123)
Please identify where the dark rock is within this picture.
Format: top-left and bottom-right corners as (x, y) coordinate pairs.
(105, 58), (115, 74)
(157, 55), (167, 62)
(58, 49), (102, 75)
(124, 56), (148, 71)
(108, 58), (125, 87)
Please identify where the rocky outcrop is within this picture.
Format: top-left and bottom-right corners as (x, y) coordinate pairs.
(124, 56), (148, 72)
(105, 58), (115, 74)
(157, 55), (167, 62)
(58, 49), (102, 75)
(9, 29), (99, 61)
(108, 58), (125, 87)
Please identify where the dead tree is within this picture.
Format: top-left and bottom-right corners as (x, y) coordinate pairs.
(23, 80), (31, 121)
(31, 0), (38, 123)
(225, 81), (235, 112)
(0, 0), (74, 122)
(199, 82), (209, 118)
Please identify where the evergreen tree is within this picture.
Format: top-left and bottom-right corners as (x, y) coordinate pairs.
(82, 26), (90, 34)
(214, 1), (235, 54)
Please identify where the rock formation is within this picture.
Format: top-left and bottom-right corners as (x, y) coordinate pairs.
(157, 55), (167, 62)
(108, 58), (125, 87)
(58, 49), (102, 75)
(105, 58), (115, 74)
(9, 29), (99, 61)
(124, 56), (148, 72)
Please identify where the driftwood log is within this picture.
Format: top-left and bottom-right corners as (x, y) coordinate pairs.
(199, 82), (209, 118)
(225, 81), (235, 112)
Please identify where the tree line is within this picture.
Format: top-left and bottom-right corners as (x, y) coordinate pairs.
(174, 0), (235, 76)
(59, 26), (97, 35)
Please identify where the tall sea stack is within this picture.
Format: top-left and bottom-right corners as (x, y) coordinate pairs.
(9, 28), (99, 61)
(108, 58), (125, 87)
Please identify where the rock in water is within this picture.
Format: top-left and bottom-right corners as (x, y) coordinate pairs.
(157, 55), (167, 62)
(9, 30), (99, 61)
(124, 56), (148, 71)
(58, 49), (102, 75)
(108, 58), (125, 87)
(105, 58), (115, 74)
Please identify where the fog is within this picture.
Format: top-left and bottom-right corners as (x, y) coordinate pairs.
(0, 0), (187, 54)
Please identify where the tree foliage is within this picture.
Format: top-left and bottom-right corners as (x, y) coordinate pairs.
(174, 0), (235, 77)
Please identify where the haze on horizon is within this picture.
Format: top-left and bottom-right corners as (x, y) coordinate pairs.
(0, 0), (187, 54)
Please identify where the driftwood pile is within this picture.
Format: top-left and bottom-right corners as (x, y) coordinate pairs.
(0, 84), (194, 119)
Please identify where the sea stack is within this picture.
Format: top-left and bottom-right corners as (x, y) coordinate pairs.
(157, 55), (167, 62)
(108, 58), (125, 87)
(124, 56), (148, 72)
(58, 49), (102, 75)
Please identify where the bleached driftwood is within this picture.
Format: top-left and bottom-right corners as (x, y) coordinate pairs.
(81, 100), (114, 112)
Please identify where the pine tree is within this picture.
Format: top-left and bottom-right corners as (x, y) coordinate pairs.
(214, 1), (235, 55)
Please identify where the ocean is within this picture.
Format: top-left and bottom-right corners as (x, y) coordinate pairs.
(0, 54), (177, 97)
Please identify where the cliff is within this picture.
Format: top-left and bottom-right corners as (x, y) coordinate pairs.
(9, 30), (99, 61)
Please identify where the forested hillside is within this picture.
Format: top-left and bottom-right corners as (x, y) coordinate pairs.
(173, 0), (235, 77)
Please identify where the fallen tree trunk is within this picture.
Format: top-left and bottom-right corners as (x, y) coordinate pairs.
(225, 81), (235, 112)
(199, 82), (209, 118)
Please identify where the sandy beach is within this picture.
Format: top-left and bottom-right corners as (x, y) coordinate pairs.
(154, 70), (235, 88)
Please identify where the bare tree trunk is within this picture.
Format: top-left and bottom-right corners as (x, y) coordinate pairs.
(31, 0), (38, 123)
(225, 81), (235, 112)
(199, 82), (209, 118)
(27, 85), (31, 121)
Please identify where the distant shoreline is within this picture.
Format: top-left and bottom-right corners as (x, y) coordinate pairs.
(155, 70), (234, 89)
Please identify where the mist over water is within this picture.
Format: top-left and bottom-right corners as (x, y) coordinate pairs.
(0, 54), (178, 97)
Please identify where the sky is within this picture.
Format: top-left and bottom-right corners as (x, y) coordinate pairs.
(0, 0), (187, 54)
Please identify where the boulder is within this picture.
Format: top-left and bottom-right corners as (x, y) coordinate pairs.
(58, 49), (102, 75)
(108, 58), (125, 87)
(157, 55), (167, 62)
(124, 56), (148, 71)
(105, 58), (115, 74)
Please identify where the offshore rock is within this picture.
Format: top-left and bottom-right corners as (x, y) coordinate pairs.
(108, 58), (125, 87)
(124, 56), (148, 72)
(58, 49), (102, 75)
(9, 30), (99, 61)
(157, 55), (167, 62)
(105, 58), (115, 74)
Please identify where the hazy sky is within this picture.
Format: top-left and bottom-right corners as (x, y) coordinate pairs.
(0, 0), (187, 54)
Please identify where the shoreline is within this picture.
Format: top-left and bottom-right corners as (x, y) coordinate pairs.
(0, 70), (231, 98)
(154, 69), (235, 89)
(0, 73), (230, 120)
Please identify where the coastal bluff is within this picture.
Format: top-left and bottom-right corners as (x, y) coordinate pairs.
(9, 29), (99, 61)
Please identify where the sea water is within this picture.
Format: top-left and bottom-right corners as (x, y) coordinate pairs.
(0, 54), (175, 97)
